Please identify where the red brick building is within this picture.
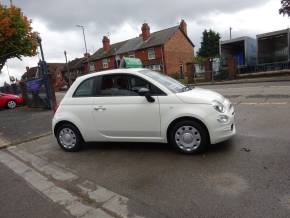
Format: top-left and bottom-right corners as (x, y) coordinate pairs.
(89, 20), (195, 77)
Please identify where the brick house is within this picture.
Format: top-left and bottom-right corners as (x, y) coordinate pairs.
(89, 20), (195, 77)
(22, 63), (66, 91)
(62, 57), (87, 85)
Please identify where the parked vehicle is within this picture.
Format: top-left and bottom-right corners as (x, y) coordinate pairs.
(0, 93), (24, 109)
(52, 69), (236, 154)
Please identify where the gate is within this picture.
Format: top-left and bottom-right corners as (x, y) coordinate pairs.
(21, 61), (56, 110)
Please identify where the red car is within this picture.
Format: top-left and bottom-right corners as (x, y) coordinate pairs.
(0, 93), (24, 109)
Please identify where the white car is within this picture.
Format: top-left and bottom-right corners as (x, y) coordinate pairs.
(52, 69), (235, 154)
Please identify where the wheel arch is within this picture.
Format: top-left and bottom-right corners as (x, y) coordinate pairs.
(53, 120), (84, 141)
(166, 116), (210, 144)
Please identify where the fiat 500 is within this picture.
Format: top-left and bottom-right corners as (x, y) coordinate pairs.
(52, 69), (235, 154)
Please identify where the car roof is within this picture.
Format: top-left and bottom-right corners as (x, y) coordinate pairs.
(77, 68), (147, 81)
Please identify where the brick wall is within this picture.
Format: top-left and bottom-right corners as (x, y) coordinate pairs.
(164, 29), (194, 76)
(95, 56), (116, 71)
(94, 46), (164, 72)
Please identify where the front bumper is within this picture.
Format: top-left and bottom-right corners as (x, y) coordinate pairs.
(208, 100), (236, 144)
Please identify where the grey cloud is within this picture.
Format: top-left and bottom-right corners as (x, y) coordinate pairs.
(13, 0), (266, 32)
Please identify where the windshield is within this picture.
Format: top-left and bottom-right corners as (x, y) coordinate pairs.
(140, 70), (191, 93)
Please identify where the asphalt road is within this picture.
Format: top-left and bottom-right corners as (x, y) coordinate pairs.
(0, 107), (53, 147)
(0, 81), (290, 218)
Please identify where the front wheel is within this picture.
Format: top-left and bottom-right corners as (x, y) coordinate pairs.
(7, 100), (16, 109)
(56, 124), (83, 152)
(169, 120), (208, 154)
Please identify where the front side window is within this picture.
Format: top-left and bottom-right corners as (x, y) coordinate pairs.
(148, 48), (156, 60)
(73, 77), (95, 97)
(98, 74), (165, 97)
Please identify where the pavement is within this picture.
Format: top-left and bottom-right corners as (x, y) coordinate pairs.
(0, 81), (290, 217)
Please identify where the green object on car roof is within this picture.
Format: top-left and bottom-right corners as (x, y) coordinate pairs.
(122, 57), (143, 68)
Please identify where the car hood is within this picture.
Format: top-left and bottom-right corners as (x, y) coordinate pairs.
(176, 87), (225, 104)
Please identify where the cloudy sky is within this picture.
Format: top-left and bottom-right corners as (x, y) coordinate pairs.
(0, 0), (289, 85)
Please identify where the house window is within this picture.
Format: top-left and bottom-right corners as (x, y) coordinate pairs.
(103, 59), (109, 69)
(152, 65), (161, 71)
(146, 65), (161, 72)
(89, 63), (95, 72)
(148, 48), (156, 60)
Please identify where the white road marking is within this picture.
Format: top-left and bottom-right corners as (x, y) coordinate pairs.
(240, 102), (288, 105)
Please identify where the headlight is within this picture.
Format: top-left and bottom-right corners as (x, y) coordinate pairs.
(212, 100), (225, 113)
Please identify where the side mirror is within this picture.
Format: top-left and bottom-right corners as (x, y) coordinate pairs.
(138, 88), (155, 103)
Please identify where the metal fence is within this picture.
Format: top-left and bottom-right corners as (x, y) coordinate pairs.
(238, 62), (290, 74)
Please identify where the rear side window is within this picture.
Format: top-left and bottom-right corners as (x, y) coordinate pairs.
(73, 77), (95, 97)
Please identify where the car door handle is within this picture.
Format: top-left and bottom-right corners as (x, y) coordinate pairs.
(94, 106), (106, 111)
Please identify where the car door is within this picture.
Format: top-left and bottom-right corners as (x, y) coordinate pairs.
(63, 77), (97, 141)
(0, 94), (5, 108)
(92, 74), (163, 141)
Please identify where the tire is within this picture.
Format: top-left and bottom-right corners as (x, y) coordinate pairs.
(7, 100), (16, 109)
(56, 123), (83, 152)
(169, 120), (208, 154)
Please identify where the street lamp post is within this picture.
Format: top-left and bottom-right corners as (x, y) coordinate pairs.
(76, 25), (90, 73)
(76, 25), (88, 54)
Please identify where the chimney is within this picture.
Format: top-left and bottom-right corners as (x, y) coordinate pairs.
(141, 23), (150, 41)
(26, 66), (29, 72)
(102, 36), (110, 53)
(180, 19), (187, 35)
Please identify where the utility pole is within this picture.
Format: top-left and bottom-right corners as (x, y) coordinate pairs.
(64, 51), (71, 87)
(230, 27), (232, 40)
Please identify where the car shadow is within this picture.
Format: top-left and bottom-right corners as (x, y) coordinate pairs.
(82, 138), (235, 155)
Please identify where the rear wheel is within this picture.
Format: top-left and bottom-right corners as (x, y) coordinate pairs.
(7, 100), (16, 109)
(56, 123), (83, 152)
(169, 120), (208, 154)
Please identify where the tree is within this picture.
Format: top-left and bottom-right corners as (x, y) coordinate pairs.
(197, 29), (221, 58)
(279, 0), (290, 16)
(0, 4), (38, 72)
